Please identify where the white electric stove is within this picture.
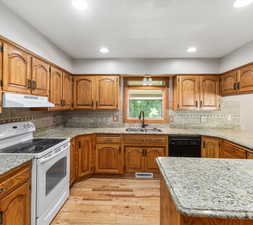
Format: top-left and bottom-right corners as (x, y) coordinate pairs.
(0, 122), (70, 225)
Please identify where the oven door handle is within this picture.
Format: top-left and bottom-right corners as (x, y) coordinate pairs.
(39, 147), (68, 164)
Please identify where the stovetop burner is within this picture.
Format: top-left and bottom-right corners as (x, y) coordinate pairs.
(0, 138), (65, 154)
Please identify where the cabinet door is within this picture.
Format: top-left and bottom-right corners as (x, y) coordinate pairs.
(0, 42), (3, 113)
(0, 181), (31, 225)
(70, 138), (77, 186)
(62, 72), (73, 109)
(247, 152), (253, 159)
(238, 64), (253, 94)
(220, 71), (238, 96)
(220, 141), (247, 159)
(178, 76), (199, 110)
(31, 57), (50, 96)
(3, 43), (31, 94)
(201, 137), (220, 158)
(145, 147), (165, 173)
(50, 67), (63, 109)
(125, 147), (144, 173)
(73, 76), (95, 109)
(96, 76), (119, 109)
(95, 144), (122, 174)
(199, 76), (220, 110)
(77, 135), (93, 178)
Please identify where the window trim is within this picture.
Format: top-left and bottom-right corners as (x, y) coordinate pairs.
(124, 78), (169, 124)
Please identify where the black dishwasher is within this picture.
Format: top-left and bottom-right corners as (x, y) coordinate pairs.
(169, 136), (201, 157)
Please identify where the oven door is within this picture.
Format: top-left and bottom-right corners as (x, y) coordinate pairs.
(36, 142), (69, 222)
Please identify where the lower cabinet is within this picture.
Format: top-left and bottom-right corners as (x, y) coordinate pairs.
(220, 140), (247, 159)
(95, 144), (122, 174)
(125, 146), (165, 173)
(0, 162), (31, 225)
(201, 136), (220, 158)
(70, 138), (77, 186)
(76, 135), (94, 179)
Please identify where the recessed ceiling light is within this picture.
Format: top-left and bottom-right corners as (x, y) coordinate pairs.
(233, 0), (253, 8)
(99, 47), (109, 54)
(72, 0), (88, 10)
(187, 47), (197, 53)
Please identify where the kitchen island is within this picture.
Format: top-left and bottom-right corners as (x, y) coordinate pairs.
(157, 157), (253, 225)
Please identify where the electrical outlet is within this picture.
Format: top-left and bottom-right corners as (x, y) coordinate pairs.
(227, 114), (232, 121)
(112, 113), (119, 122)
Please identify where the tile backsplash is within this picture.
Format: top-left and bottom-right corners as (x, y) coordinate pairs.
(0, 108), (64, 130)
(169, 98), (240, 129)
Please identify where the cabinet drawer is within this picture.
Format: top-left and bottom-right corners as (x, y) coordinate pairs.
(0, 166), (31, 198)
(96, 135), (121, 144)
(221, 141), (247, 159)
(123, 135), (168, 145)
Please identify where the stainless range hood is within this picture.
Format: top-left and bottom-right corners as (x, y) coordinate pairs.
(3, 93), (55, 108)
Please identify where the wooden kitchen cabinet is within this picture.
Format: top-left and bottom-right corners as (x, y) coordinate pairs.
(50, 66), (63, 109)
(3, 43), (31, 94)
(76, 135), (94, 178)
(220, 140), (247, 159)
(173, 75), (220, 111)
(220, 71), (238, 96)
(0, 162), (31, 225)
(201, 136), (220, 158)
(73, 76), (95, 109)
(62, 72), (73, 110)
(96, 76), (119, 109)
(247, 151), (253, 159)
(145, 147), (165, 173)
(125, 147), (145, 173)
(73, 75), (119, 110)
(199, 76), (220, 110)
(31, 57), (50, 96)
(70, 138), (77, 186)
(238, 64), (253, 94)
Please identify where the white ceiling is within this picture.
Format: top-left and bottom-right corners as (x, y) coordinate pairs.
(2, 0), (253, 59)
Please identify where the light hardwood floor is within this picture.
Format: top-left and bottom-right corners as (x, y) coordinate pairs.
(51, 178), (160, 225)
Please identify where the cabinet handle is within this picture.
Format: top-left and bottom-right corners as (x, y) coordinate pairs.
(233, 83), (237, 90)
(31, 80), (36, 90)
(0, 188), (5, 193)
(0, 211), (3, 224)
(78, 142), (81, 148)
(195, 101), (198, 107)
(237, 82), (240, 90)
(200, 100), (203, 107)
(203, 141), (206, 148)
(27, 79), (32, 88)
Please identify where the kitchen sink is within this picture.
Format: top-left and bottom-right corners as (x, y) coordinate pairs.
(125, 128), (162, 133)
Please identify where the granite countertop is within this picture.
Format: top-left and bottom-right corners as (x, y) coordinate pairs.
(0, 155), (33, 176)
(157, 157), (253, 219)
(35, 127), (253, 150)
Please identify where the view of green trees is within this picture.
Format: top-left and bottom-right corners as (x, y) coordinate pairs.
(128, 100), (162, 119)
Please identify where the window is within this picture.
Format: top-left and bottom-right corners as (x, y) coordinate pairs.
(124, 78), (168, 123)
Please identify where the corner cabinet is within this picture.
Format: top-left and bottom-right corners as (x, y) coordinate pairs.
(173, 75), (220, 111)
(73, 75), (119, 110)
(221, 64), (253, 96)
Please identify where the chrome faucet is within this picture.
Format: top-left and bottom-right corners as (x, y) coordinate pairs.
(139, 111), (148, 128)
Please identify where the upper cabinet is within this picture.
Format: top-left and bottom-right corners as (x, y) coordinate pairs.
(0, 42), (3, 113)
(50, 66), (63, 110)
(73, 76), (95, 109)
(3, 43), (31, 94)
(221, 64), (253, 96)
(96, 76), (119, 109)
(62, 72), (73, 110)
(73, 75), (119, 110)
(173, 75), (220, 111)
(31, 57), (50, 96)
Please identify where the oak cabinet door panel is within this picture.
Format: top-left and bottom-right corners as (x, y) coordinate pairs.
(31, 57), (50, 96)
(220, 141), (247, 159)
(74, 76), (95, 109)
(201, 137), (220, 158)
(221, 71), (238, 96)
(238, 65), (253, 94)
(95, 144), (122, 174)
(178, 76), (199, 110)
(199, 76), (220, 110)
(96, 76), (119, 109)
(125, 147), (144, 173)
(50, 67), (63, 109)
(145, 147), (164, 173)
(3, 43), (31, 94)
(62, 72), (73, 109)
